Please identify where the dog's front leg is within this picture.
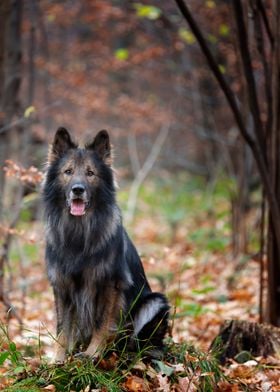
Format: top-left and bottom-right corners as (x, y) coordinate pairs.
(52, 291), (68, 363)
(53, 331), (67, 363)
(83, 327), (109, 358)
(83, 288), (120, 358)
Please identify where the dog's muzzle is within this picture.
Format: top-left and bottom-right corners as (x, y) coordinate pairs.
(68, 184), (88, 216)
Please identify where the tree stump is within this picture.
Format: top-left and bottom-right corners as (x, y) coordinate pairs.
(211, 320), (280, 364)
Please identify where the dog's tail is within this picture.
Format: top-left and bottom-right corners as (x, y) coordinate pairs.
(131, 292), (169, 351)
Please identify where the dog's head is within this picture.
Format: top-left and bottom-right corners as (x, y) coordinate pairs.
(46, 127), (113, 216)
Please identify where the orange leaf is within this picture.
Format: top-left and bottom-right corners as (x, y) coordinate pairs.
(229, 289), (253, 301)
(98, 352), (118, 370)
(123, 375), (150, 392)
(43, 385), (56, 391)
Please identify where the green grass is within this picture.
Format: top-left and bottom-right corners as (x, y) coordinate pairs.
(1, 321), (225, 391)
(1, 339), (225, 392)
(118, 173), (262, 256)
(118, 173), (232, 247)
(10, 242), (39, 262)
(3, 379), (42, 392)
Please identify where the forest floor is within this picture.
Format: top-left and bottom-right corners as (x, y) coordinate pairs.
(0, 176), (280, 391)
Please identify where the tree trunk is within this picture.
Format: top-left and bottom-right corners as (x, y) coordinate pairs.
(266, 0), (280, 325)
(0, 0), (10, 217)
(0, 0), (22, 216)
(0, 0), (23, 321)
(211, 320), (280, 364)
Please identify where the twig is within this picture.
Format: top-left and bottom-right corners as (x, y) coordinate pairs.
(127, 132), (141, 176)
(259, 188), (266, 323)
(250, 0), (272, 136)
(125, 124), (170, 224)
(256, 0), (274, 45)
(0, 100), (61, 134)
(15, 237), (27, 320)
(27, 0), (36, 106)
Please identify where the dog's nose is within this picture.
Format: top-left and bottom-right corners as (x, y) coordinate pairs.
(72, 184), (85, 195)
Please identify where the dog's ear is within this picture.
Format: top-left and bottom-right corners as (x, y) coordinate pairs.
(86, 130), (111, 164)
(48, 127), (77, 162)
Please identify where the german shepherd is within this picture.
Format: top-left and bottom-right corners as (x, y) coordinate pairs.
(43, 128), (169, 362)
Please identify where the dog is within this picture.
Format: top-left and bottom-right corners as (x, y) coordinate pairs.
(43, 128), (169, 362)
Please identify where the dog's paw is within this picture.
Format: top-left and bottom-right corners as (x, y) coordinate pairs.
(50, 354), (66, 364)
(74, 351), (99, 363)
(74, 352), (87, 359)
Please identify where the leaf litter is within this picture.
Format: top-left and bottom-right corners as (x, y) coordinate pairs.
(0, 207), (279, 391)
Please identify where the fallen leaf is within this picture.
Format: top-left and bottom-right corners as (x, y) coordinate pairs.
(155, 373), (170, 392)
(98, 352), (118, 370)
(25, 357), (41, 371)
(217, 381), (240, 391)
(178, 376), (198, 391)
(153, 360), (174, 376)
(261, 381), (272, 392)
(43, 385), (56, 391)
(123, 375), (150, 392)
(132, 360), (147, 373)
(173, 363), (185, 372)
(230, 364), (257, 379)
(185, 353), (199, 362)
(229, 289), (253, 301)
(243, 360), (258, 367)
(146, 364), (158, 379)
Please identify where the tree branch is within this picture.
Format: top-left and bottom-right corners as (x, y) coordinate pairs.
(174, 0), (253, 147)
(232, 0), (266, 154)
(251, 0), (272, 136)
(125, 124), (169, 224)
(256, 0), (274, 46)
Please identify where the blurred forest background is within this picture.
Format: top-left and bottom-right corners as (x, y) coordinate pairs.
(1, 0), (280, 389)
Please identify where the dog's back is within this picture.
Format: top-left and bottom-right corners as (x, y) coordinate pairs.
(43, 128), (169, 361)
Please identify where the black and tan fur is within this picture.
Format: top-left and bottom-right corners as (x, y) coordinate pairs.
(43, 128), (169, 362)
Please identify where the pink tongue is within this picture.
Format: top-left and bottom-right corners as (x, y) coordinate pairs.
(70, 200), (86, 216)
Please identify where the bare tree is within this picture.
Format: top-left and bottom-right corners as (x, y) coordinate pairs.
(0, 0), (23, 323)
(174, 0), (280, 325)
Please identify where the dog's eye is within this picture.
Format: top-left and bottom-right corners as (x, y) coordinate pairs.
(86, 170), (95, 177)
(64, 169), (73, 175)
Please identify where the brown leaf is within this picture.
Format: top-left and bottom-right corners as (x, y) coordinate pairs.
(229, 289), (253, 301)
(155, 373), (170, 392)
(265, 369), (280, 384)
(185, 353), (199, 362)
(25, 357), (41, 371)
(178, 376), (197, 392)
(123, 375), (150, 392)
(217, 381), (240, 391)
(230, 364), (257, 379)
(132, 360), (147, 373)
(146, 364), (158, 380)
(98, 352), (118, 370)
(43, 385), (56, 392)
